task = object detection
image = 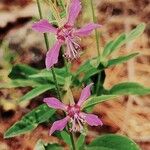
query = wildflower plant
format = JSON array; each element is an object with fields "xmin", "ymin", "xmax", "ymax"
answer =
[{"xmin": 2, "ymin": 0, "xmax": 150, "ymax": 150}]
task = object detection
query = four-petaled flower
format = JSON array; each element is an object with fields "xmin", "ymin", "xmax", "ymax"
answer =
[
  {"xmin": 32, "ymin": 0, "xmax": 101, "ymax": 69},
  {"xmin": 43, "ymin": 83, "xmax": 103, "ymax": 135}
]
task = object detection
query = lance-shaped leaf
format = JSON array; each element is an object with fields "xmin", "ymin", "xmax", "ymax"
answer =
[
  {"xmin": 126, "ymin": 23, "xmax": 146, "ymax": 42},
  {"xmin": 107, "ymin": 52, "xmax": 139, "ymax": 67},
  {"xmin": 107, "ymin": 82, "xmax": 150, "ymax": 95},
  {"xmin": 76, "ymin": 134, "xmax": 85, "ymax": 150},
  {"xmin": 76, "ymin": 60, "xmax": 97, "ymax": 74},
  {"xmin": 102, "ymin": 34, "xmax": 126, "ymax": 58},
  {"xmin": 8, "ymin": 64, "xmax": 39, "ymax": 79},
  {"xmin": 45, "ymin": 143, "xmax": 63, "ymax": 150},
  {"xmin": 0, "ymin": 79, "xmax": 39, "ymax": 89},
  {"xmin": 29, "ymin": 71, "xmax": 65, "ymax": 85},
  {"xmin": 87, "ymin": 134, "xmax": 140, "ymax": 150},
  {"xmin": 19, "ymin": 84, "xmax": 55, "ymax": 102},
  {"xmin": 4, "ymin": 104, "xmax": 55, "ymax": 138},
  {"xmin": 29, "ymin": 67, "xmax": 69, "ymax": 85},
  {"xmin": 102, "ymin": 23, "xmax": 146, "ymax": 58},
  {"xmin": 76, "ymin": 59, "xmax": 105, "ymax": 82},
  {"xmin": 60, "ymin": 131, "xmax": 72, "ymax": 145},
  {"xmin": 82, "ymin": 95, "xmax": 117, "ymax": 109}
]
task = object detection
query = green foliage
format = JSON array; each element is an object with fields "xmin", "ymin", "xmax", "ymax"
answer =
[
  {"xmin": 102, "ymin": 33, "xmax": 126, "ymax": 58},
  {"xmin": 107, "ymin": 53, "xmax": 139, "ymax": 67},
  {"xmin": 87, "ymin": 134, "xmax": 140, "ymax": 150},
  {"xmin": 4, "ymin": 104, "xmax": 55, "ymax": 138},
  {"xmin": 60, "ymin": 131, "xmax": 72, "ymax": 145},
  {"xmin": 34, "ymin": 140, "xmax": 63, "ymax": 150},
  {"xmin": 76, "ymin": 23, "xmax": 146, "ymax": 83},
  {"xmin": 126, "ymin": 23, "xmax": 146, "ymax": 42},
  {"xmin": 0, "ymin": 79, "xmax": 39, "ymax": 88},
  {"xmin": 83, "ymin": 95, "xmax": 117, "ymax": 109},
  {"xmin": 102, "ymin": 23, "xmax": 146, "ymax": 58},
  {"xmin": 86, "ymin": 147, "xmax": 114, "ymax": 150},
  {"xmin": 45, "ymin": 143, "xmax": 63, "ymax": 150},
  {"xmin": 76, "ymin": 134, "xmax": 85, "ymax": 150},
  {"xmin": 29, "ymin": 67, "xmax": 69, "ymax": 85},
  {"xmin": 83, "ymin": 82, "xmax": 150, "ymax": 110},
  {"xmin": 0, "ymin": 64, "xmax": 72, "ymax": 103},
  {"xmin": 76, "ymin": 59, "xmax": 104, "ymax": 83},
  {"xmin": 107, "ymin": 82, "xmax": 150, "ymax": 95},
  {"xmin": 19, "ymin": 84, "xmax": 55, "ymax": 102},
  {"xmin": 8, "ymin": 64, "xmax": 39, "ymax": 79}
]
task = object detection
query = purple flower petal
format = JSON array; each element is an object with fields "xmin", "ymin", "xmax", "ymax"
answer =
[
  {"xmin": 75, "ymin": 23, "xmax": 102, "ymax": 36},
  {"xmin": 43, "ymin": 97, "xmax": 67, "ymax": 111},
  {"xmin": 81, "ymin": 112, "xmax": 103, "ymax": 126},
  {"xmin": 49, "ymin": 116, "xmax": 70, "ymax": 135},
  {"xmin": 45, "ymin": 41, "xmax": 62, "ymax": 69},
  {"xmin": 67, "ymin": 0, "xmax": 82, "ymax": 26},
  {"xmin": 77, "ymin": 83, "xmax": 93, "ymax": 106},
  {"xmin": 32, "ymin": 19, "xmax": 57, "ymax": 33}
]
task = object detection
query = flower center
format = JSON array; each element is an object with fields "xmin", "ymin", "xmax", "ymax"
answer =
[
  {"xmin": 56, "ymin": 24, "xmax": 81, "ymax": 60},
  {"xmin": 57, "ymin": 24, "xmax": 73, "ymax": 42},
  {"xmin": 67, "ymin": 105, "xmax": 80, "ymax": 117},
  {"xmin": 67, "ymin": 105, "xmax": 86, "ymax": 133}
]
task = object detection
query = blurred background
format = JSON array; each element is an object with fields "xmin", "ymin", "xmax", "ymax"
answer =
[{"xmin": 0, "ymin": 0, "xmax": 150, "ymax": 149}]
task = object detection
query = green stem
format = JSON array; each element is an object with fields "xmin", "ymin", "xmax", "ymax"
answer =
[
  {"xmin": 90, "ymin": 0, "xmax": 101, "ymax": 95},
  {"xmin": 90, "ymin": 0, "xmax": 100, "ymax": 56},
  {"xmin": 36, "ymin": 1, "xmax": 76, "ymax": 149},
  {"xmin": 37, "ymin": 0, "xmax": 61, "ymax": 99},
  {"xmin": 69, "ymin": 132, "xmax": 76, "ymax": 150},
  {"xmin": 96, "ymin": 71, "xmax": 101, "ymax": 94}
]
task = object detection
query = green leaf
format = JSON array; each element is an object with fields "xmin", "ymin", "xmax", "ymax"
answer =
[
  {"xmin": 29, "ymin": 68, "xmax": 68, "ymax": 85},
  {"xmin": 87, "ymin": 134, "xmax": 140, "ymax": 150},
  {"xmin": 76, "ymin": 134, "xmax": 85, "ymax": 150},
  {"xmin": 60, "ymin": 131, "xmax": 72, "ymax": 145},
  {"xmin": 102, "ymin": 23, "xmax": 146, "ymax": 58},
  {"xmin": 107, "ymin": 53, "xmax": 139, "ymax": 67},
  {"xmin": 102, "ymin": 34, "xmax": 126, "ymax": 57},
  {"xmin": 86, "ymin": 146, "xmax": 114, "ymax": 150},
  {"xmin": 81, "ymin": 68, "xmax": 100, "ymax": 82},
  {"xmin": 0, "ymin": 79, "xmax": 38, "ymax": 88},
  {"xmin": 90, "ymin": 70, "xmax": 106, "ymax": 96},
  {"xmin": 77, "ymin": 61, "xmax": 105, "ymax": 82},
  {"xmin": 19, "ymin": 84, "xmax": 55, "ymax": 102},
  {"xmin": 102, "ymin": 41, "xmax": 114, "ymax": 58},
  {"xmin": 83, "ymin": 95, "xmax": 117, "ymax": 109},
  {"xmin": 126, "ymin": 23, "xmax": 146, "ymax": 42},
  {"xmin": 4, "ymin": 104, "xmax": 55, "ymax": 138},
  {"xmin": 8, "ymin": 64, "xmax": 39, "ymax": 79},
  {"xmin": 45, "ymin": 143, "xmax": 63, "ymax": 150},
  {"xmin": 76, "ymin": 60, "xmax": 97, "ymax": 74},
  {"xmin": 108, "ymin": 82, "xmax": 150, "ymax": 95}
]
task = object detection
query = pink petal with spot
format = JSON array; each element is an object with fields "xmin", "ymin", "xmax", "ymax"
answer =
[
  {"xmin": 67, "ymin": 0, "xmax": 82, "ymax": 26},
  {"xmin": 75, "ymin": 23, "xmax": 102, "ymax": 36},
  {"xmin": 32, "ymin": 19, "xmax": 57, "ymax": 33},
  {"xmin": 81, "ymin": 112, "xmax": 103, "ymax": 126},
  {"xmin": 77, "ymin": 83, "xmax": 93, "ymax": 106},
  {"xmin": 49, "ymin": 116, "xmax": 70, "ymax": 135},
  {"xmin": 43, "ymin": 97, "xmax": 67, "ymax": 111},
  {"xmin": 45, "ymin": 41, "xmax": 62, "ymax": 69}
]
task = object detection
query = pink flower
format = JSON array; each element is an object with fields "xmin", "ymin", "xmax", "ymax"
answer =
[
  {"xmin": 43, "ymin": 83, "xmax": 103, "ymax": 135},
  {"xmin": 32, "ymin": 0, "xmax": 102, "ymax": 69}
]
